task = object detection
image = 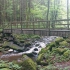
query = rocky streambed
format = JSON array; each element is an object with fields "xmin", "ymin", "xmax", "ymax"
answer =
[
  {"xmin": 0, "ymin": 35, "xmax": 58, "ymax": 61},
  {"xmin": 1, "ymin": 33, "xmax": 70, "ymax": 70}
]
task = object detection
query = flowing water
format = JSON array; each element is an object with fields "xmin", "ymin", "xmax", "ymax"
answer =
[{"xmin": 0, "ymin": 36, "xmax": 58, "ymax": 61}]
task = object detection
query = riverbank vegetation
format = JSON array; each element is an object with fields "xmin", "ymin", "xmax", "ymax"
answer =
[
  {"xmin": 37, "ymin": 37, "xmax": 70, "ymax": 70},
  {"xmin": 0, "ymin": 32, "xmax": 70, "ymax": 70}
]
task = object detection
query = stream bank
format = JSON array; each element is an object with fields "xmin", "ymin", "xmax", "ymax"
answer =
[{"xmin": 0, "ymin": 32, "xmax": 58, "ymax": 61}]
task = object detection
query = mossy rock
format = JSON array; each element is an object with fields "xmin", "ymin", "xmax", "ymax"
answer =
[
  {"xmin": 13, "ymin": 39, "xmax": 19, "ymax": 44},
  {"xmin": 25, "ymin": 42, "xmax": 31, "ymax": 47},
  {"xmin": 52, "ymin": 48, "xmax": 68, "ymax": 55},
  {"xmin": 2, "ymin": 41, "xmax": 9, "ymax": 47},
  {"xmin": 9, "ymin": 45, "xmax": 23, "ymax": 52},
  {"xmin": 55, "ymin": 37, "xmax": 64, "ymax": 45},
  {"xmin": 59, "ymin": 41, "xmax": 69, "ymax": 47},
  {"xmin": 63, "ymin": 50, "xmax": 70, "ymax": 57},
  {"xmin": 19, "ymin": 55, "xmax": 37, "ymax": 70},
  {"xmin": 20, "ymin": 40, "xmax": 25, "ymax": 43}
]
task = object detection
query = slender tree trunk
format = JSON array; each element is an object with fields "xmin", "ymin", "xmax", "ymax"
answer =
[
  {"xmin": 47, "ymin": 0, "xmax": 50, "ymax": 21},
  {"xmin": 67, "ymin": 0, "xmax": 69, "ymax": 29},
  {"xmin": 46, "ymin": 0, "xmax": 50, "ymax": 29}
]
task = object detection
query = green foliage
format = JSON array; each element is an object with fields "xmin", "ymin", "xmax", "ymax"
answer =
[
  {"xmin": 38, "ymin": 37, "xmax": 70, "ymax": 64},
  {"xmin": 45, "ymin": 64, "xmax": 57, "ymax": 70},
  {"xmin": 52, "ymin": 48, "xmax": 66, "ymax": 55},
  {"xmin": 36, "ymin": 53, "xmax": 44, "ymax": 64},
  {"xmin": 59, "ymin": 41, "xmax": 69, "ymax": 47},
  {"xmin": 39, "ymin": 48, "xmax": 47, "ymax": 54},
  {"xmin": 63, "ymin": 50, "xmax": 70, "ymax": 57},
  {"xmin": 55, "ymin": 37, "xmax": 64, "ymax": 45},
  {"xmin": 37, "ymin": 64, "xmax": 57, "ymax": 70},
  {"xmin": 31, "ymin": 3, "xmax": 47, "ymax": 19},
  {"xmin": 13, "ymin": 34, "xmax": 29, "ymax": 40},
  {"xmin": 13, "ymin": 34, "xmax": 40, "ymax": 40},
  {"xmin": 31, "ymin": 35, "xmax": 40, "ymax": 39},
  {"xmin": 8, "ymin": 62, "xmax": 21, "ymax": 70},
  {"xmin": 48, "ymin": 42, "xmax": 56, "ymax": 51},
  {"xmin": 0, "ymin": 63, "xmax": 8, "ymax": 68},
  {"xmin": 0, "ymin": 60, "xmax": 21, "ymax": 70},
  {"xmin": 66, "ymin": 39, "xmax": 70, "ymax": 43},
  {"xmin": 37, "ymin": 53, "xmax": 48, "ymax": 66}
]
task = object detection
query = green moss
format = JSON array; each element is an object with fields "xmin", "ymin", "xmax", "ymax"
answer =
[
  {"xmin": 20, "ymin": 55, "xmax": 36, "ymax": 70},
  {"xmin": 55, "ymin": 37, "xmax": 64, "ymax": 45},
  {"xmin": 63, "ymin": 50, "xmax": 70, "ymax": 57},
  {"xmin": 9, "ymin": 45, "xmax": 23, "ymax": 52},
  {"xmin": 53, "ymin": 48, "xmax": 66, "ymax": 55},
  {"xmin": 2, "ymin": 41, "xmax": 9, "ymax": 47},
  {"xmin": 59, "ymin": 41, "xmax": 69, "ymax": 47}
]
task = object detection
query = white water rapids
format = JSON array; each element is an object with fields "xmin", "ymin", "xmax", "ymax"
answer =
[{"xmin": 0, "ymin": 36, "xmax": 58, "ymax": 59}]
